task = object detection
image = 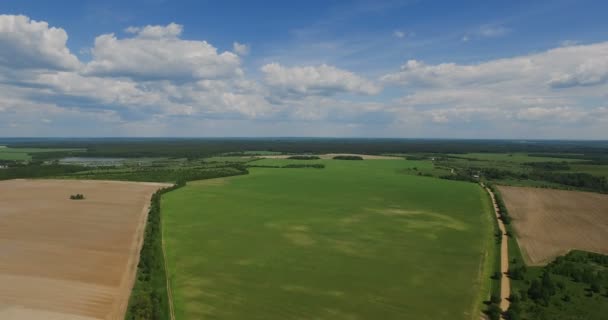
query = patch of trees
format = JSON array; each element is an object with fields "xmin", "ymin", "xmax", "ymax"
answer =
[
  {"xmin": 531, "ymin": 172, "xmax": 607, "ymax": 192},
  {"xmin": 126, "ymin": 167, "xmax": 249, "ymax": 319},
  {"xmin": 506, "ymin": 251, "xmax": 608, "ymax": 320},
  {"xmin": 247, "ymin": 164, "xmax": 325, "ymax": 169},
  {"xmin": 524, "ymin": 161, "xmax": 571, "ymax": 171},
  {"xmin": 333, "ymin": 155, "xmax": 363, "ymax": 160},
  {"xmin": 484, "ymin": 295, "xmax": 503, "ymax": 320},
  {"xmin": 287, "ymin": 155, "xmax": 320, "ymax": 160},
  {"xmin": 69, "ymin": 165, "xmax": 247, "ymax": 183},
  {"xmin": 282, "ymin": 164, "xmax": 325, "ymax": 169},
  {"xmin": 0, "ymin": 163, "xmax": 88, "ymax": 181},
  {"xmin": 440, "ymin": 173, "xmax": 476, "ymax": 182},
  {"xmin": 489, "ymin": 185, "xmax": 512, "ymax": 225},
  {"xmin": 69, "ymin": 194, "xmax": 85, "ymax": 200}
]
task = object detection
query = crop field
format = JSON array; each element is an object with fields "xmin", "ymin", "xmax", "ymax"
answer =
[
  {"xmin": 448, "ymin": 153, "xmax": 584, "ymax": 163},
  {"xmin": 0, "ymin": 146, "xmax": 85, "ymax": 160},
  {"xmin": 0, "ymin": 179, "xmax": 169, "ymax": 319},
  {"xmin": 162, "ymin": 159, "xmax": 495, "ymax": 319},
  {"xmin": 497, "ymin": 186, "xmax": 608, "ymax": 265}
]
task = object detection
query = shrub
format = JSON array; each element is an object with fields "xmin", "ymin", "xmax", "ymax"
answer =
[
  {"xmin": 333, "ymin": 155, "xmax": 363, "ymax": 160},
  {"xmin": 287, "ymin": 155, "xmax": 321, "ymax": 160},
  {"xmin": 70, "ymin": 194, "xmax": 85, "ymax": 200}
]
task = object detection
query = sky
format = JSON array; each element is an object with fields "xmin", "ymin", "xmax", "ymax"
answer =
[{"xmin": 0, "ymin": 0, "xmax": 607, "ymax": 139}]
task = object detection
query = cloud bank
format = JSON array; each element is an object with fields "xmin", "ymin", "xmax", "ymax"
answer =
[{"xmin": 0, "ymin": 15, "xmax": 607, "ymax": 138}]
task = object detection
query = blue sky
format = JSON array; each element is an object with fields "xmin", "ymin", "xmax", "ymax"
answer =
[{"xmin": 0, "ymin": 0, "xmax": 607, "ymax": 138}]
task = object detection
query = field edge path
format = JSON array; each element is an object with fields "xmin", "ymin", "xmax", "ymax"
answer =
[
  {"xmin": 483, "ymin": 183, "xmax": 511, "ymax": 316},
  {"xmin": 161, "ymin": 202, "xmax": 176, "ymax": 320}
]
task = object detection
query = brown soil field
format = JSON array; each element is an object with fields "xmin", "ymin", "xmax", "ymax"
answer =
[
  {"xmin": 258, "ymin": 153, "xmax": 399, "ymax": 159},
  {"xmin": 0, "ymin": 179, "xmax": 170, "ymax": 320},
  {"xmin": 497, "ymin": 186, "xmax": 608, "ymax": 266}
]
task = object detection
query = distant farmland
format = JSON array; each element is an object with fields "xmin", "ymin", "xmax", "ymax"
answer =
[
  {"xmin": 498, "ymin": 185, "xmax": 608, "ymax": 265},
  {"xmin": 0, "ymin": 179, "xmax": 168, "ymax": 319},
  {"xmin": 0, "ymin": 146, "xmax": 85, "ymax": 160},
  {"xmin": 162, "ymin": 159, "xmax": 495, "ymax": 319}
]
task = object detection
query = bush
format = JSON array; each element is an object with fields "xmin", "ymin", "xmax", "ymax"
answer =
[
  {"xmin": 70, "ymin": 194, "xmax": 85, "ymax": 200},
  {"xmin": 485, "ymin": 304, "xmax": 502, "ymax": 320},
  {"xmin": 333, "ymin": 155, "xmax": 363, "ymax": 160},
  {"xmin": 287, "ymin": 155, "xmax": 320, "ymax": 160}
]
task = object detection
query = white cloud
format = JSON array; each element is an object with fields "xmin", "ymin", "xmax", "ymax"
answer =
[
  {"xmin": 382, "ymin": 42, "xmax": 608, "ymax": 133},
  {"xmin": 0, "ymin": 15, "xmax": 80, "ymax": 70},
  {"xmin": 382, "ymin": 41, "xmax": 608, "ymax": 90},
  {"xmin": 478, "ymin": 25, "xmax": 509, "ymax": 37},
  {"xmin": 233, "ymin": 42, "xmax": 250, "ymax": 56},
  {"xmin": 1, "ymin": 14, "xmax": 607, "ymax": 138},
  {"xmin": 261, "ymin": 63, "xmax": 381, "ymax": 97},
  {"xmin": 393, "ymin": 30, "xmax": 406, "ymax": 38},
  {"xmin": 84, "ymin": 23, "xmax": 242, "ymax": 81},
  {"xmin": 559, "ymin": 40, "xmax": 579, "ymax": 47},
  {"xmin": 462, "ymin": 25, "xmax": 510, "ymax": 42},
  {"xmin": 124, "ymin": 22, "xmax": 183, "ymax": 39},
  {"xmin": 548, "ymin": 57, "xmax": 608, "ymax": 88}
]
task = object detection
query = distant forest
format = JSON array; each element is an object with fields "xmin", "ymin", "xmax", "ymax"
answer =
[{"xmin": 3, "ymin": 138, "xmax": 608, "ymax": 159}]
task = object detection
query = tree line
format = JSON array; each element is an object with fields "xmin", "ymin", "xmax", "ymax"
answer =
[{"xmin": 126, "ymin": 168, "xmax": 249, "ymax": 319}]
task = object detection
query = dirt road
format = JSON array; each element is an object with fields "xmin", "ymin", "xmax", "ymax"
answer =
[{"xmin": 483, "ymin": 184, "xmax": 510, "ymax": 315}]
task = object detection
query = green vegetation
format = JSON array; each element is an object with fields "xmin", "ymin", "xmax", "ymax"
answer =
[
  {"xmin": 2, "ymin": 138, "xmax": 607, "ymax": 319},
  {"xmin": 333, "ymin": 155, "xmax": 363, "ymax": 160},
  {"xmin": 69, "ymin": 194, "xmax": 85, "ymax": 200},
  {"xmin": 0, "ymin": 146, "xmax": 84, "ymax": 160},
  {"xmin": 63, "ymin": 166, "xmax": 247, "ymax": 183},
  {"xmin": 287, "ymin": 155, "xmax": 321, "ymax": 160},
  {"xmin": 449, "ymin": 153, "xmax": 584, "ymax": 163},
  {"xmin": 126, "ymin": 184, "xmax": 178, "ymax": 320},
  {"xmin": 0, "ymin": 163, "xmax": 88, "ymax": 180},
  {"xmin": 507, "ymin": 251, "xmax": 608, "ymax": 320},
  {"xmin": 162, "ymin": 159, "xmax": 495, "ymax": 319},
  {"xmin": 126, "ymin": 168, "xmax": 250, "ymax": 320}
]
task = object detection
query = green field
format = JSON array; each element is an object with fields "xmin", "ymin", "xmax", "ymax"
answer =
[
  {"xmin": 0, "ymin": 146, "xmax": 84, "ymax": 160},
  {"xmin": 449, "ymin": 153, "xmax": 584, "ymax": 163},
  {"xmin": 162, "ymin": 159, "xmax": 495, "ymax": 319}
]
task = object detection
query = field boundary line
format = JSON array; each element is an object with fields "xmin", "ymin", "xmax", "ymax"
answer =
[
  {"xmin": 482, "ymin": 183, "xmax": 510, "ymax": 317},
  {"xmin": 161, "ymin": 201, "xmax": 176, "ymax": 320}
]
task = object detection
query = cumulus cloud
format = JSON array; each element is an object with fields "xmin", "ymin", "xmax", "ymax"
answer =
[
  {"xmin": 382, "ymin": 41, "xmax": 608, "ymax": 90},
  {"xmin": 382, "ymin": 42, "xmax": 608, "ymax": 131},
  {"xmin": 261, "ymin": 63, "xmax": 381, "ymax": 97},
  {"xmin": 232, "ymin": 42, "xmax": 250, "ymax": 56},
  {"xmin": 84, "ymin": 23, "xmax": 242, "ymax": 81},
  {"xmin": 1, "ymin": 14, "xmax": 607, "ymax": 138},
  {"xmin": 393, "ymin": 30, "xmax": 406, "ymax": 38},
  {"xmin": 548, "ymin": 58, "xmax": 608, "ymax": 88},
  {"xmin": 124, "ymin": 22, "xmax": 183, "ymax": 39},
  {"xmin": 0, "ymin": 15, "xmax": 80, "ymax": 70}
]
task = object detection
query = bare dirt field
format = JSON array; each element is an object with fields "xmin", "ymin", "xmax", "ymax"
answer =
[
  {"xmin": 497, "ymin": 186, "xmax": 608, "ymax": 266},
  {"xmin": 257, "ymin": 153, "xmax": 399, "ymax": 159},
  {"xmin": 0, "ymin": 179, "xmax": 170, "ymax": 320}
]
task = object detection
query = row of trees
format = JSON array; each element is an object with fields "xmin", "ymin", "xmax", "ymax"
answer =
[
  {"xmin": 0, "ymin": 163, "xmax": 88, "ymax": 181},
  {"xmin": 287, "ymin": 155, "xmax": 321, "ymax": 160},
  {"xmin": 333, "ymin": 155, "xmax": 363, "ymax": 160},
  {"xmin": 126, "ymin": 168, "xmax": 249, "ymax": 319}
]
